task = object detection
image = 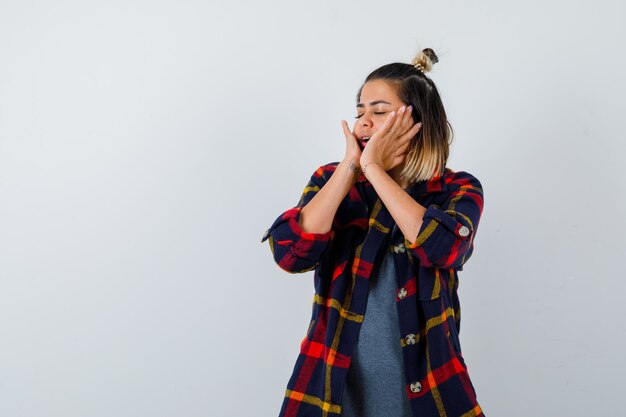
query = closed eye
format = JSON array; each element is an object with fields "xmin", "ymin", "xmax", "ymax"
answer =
[{"xmin": 355, "ymin": 112, "xmax": 387, "ymax": 119}]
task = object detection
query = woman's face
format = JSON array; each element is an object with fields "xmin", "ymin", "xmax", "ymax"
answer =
[{"xmin": 353, "ymin": 79, "xmax": 406, "ymax": 150}]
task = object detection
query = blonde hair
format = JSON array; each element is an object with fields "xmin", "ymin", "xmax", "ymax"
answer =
[
  {"xmin": 411, "ymin": 48, "xmax": 438, "ymax": 73},
  {"xmin": 360, "ymin": 48, "xmax": 452, "ymax": 183}
]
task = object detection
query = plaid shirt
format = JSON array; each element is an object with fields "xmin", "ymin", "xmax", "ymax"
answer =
[{"xmin": 261, "ymin": 162, "xmax": 485, "ymax": 417}]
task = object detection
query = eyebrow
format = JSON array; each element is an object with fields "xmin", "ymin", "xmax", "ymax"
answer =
[{"xmin": 356, "ymin": 100, "xmax": 392, "ymax": 108}]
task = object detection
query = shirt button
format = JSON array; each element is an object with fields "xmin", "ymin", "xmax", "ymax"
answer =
[
  {"xmin": 405, "ymin": 334, "xmax": 417, "ymax": 345},
  {"xmin": 458, "ymin": 226, "xmax": 470, "ymax": 237},
  {"xmin": 410, "ymin": 381, "xmax": 422, "ymax": 393},
  {"xmin": 398, "ymin": 288, "xmax": 408, "ymax": 299},
  {"xmin": 391, "ymin": 243, "xmax": 406, "ymax": 253}
]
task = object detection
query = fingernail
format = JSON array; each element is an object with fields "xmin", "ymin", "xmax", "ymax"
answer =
[
  {"xmin": 407, "ymin": 105, "xmax": 413, "ymax": 112},
  {"xmin": 390, "ymin": 111, "xmax": 396, "ymax": 117},
  {"xmin": 400, "ymin": 106, "xmax": 406, "ymax": 113}
]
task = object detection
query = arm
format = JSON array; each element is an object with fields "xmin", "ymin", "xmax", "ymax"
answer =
[
  {"xmin": 356, "ymin": 105, "xmax": 429, "ymax": 251},
  {"xmin": 361, "ymin": 162, "xmax": 427, "ymax": 245},
  {"xmin": 403, "ymin": 172, "xmax": 483, "ymax": 269},
  {"xmin": 261, "ymin": 160, "xmax": 359, "ymax": 273},
  {"xmin": 359, "ymin": 107, "xmax": 483, "ymax": 270},
  {"xmin": 298, "ymin": 158, "xmax": 360, "ymax": 234},
  {"xmin": 299, "ymin": 118, "xmax": 368, "ymax": 234},
  {"xmin": 262, "ymin": 119, "xmax": 365, "ymax": 274},
  {"xmin": 366, "ymin": 164, "xmax": 483, "ymax": 269}
]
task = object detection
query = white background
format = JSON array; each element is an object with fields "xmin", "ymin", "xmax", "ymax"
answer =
[{"xmin": 1, "ymin": 1, "xmax": 624, "ymax": 416}]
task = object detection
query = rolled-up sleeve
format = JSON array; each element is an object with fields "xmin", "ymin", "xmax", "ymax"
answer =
[
  {"xmin": 261, "ymin": 165, "xmax": 335, "ymax": 273},
  {"xmin": 404, "ymin": 173, "xmax": 484, "ymax": 270}
]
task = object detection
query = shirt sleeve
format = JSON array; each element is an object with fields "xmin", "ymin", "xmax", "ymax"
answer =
[
  {"xmin": 404, "ymin": 172, "xmax": 484, "ymax": 270},
  {"xmin": 260, "ymin": 165, "xmax": 335, "ymax": 274}
]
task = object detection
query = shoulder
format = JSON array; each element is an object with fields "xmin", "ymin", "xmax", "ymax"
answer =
[
  {"xmin": 309, "ymin": 161, "xmax": 341, "ymax": 183},
  {"xmin": 442, "ymin": 167, "xmax": 483, "ymax": 192}
]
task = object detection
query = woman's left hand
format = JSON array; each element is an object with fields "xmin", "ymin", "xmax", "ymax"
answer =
[{"xmin": 360, "ymin": 105, "xmax": 422, "ymax": 172}]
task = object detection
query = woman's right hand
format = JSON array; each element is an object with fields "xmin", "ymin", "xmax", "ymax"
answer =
[
  {"xmin": 341, "ymin": 120, "xmax": 362, "ymax": 166},
  {"xmin": 297, "ymin": 123, "xmax": 364, "ymax": 235}
]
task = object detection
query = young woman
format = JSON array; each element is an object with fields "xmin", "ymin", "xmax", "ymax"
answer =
[{"xmin": 262, "ymin": 48, "xmax": 485, "ymax": 417}]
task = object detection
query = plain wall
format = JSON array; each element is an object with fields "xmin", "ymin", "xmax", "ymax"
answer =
[{"xmin": 1, "ymin": 0, "xmax": 624, "ymax": 416}]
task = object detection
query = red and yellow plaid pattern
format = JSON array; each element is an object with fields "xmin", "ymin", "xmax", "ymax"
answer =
[{"xmin": 262, "ymin": 162, "xmax": 485, "ymax": 417}]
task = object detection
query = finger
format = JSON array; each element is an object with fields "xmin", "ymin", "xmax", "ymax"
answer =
[
  {"xmin": 395, "ymin": 130, "xmax": 411, "ymax": 148},
  {"xmin": 404, "ymin": 121, "xmax": 422, "ymax": 139},
  {"xmin": 400, "ymin": 105, "xmax": 414, "ymax": 133},
  {"xmin": 396, "ymin": 140, "xmax": 410, "ymax": 156},
  {"xmin": 388, "ymin": 106, "xmax": 406, "ymax": 136},
  {"xmin": 392, "ymin": 133, "xmax": 411, "ymax": 154},
  {"xmin": 398, "ymin": 131, "xmax": 412, "ymax": 147},
  {"xmin": 378, "ymin": 110, "xmax": 396, "ymax": 136},
  {"xmin": 394, "ymin": 123, "xmax": 419, "ymax": 149},
  {"xmin": 341, "ymin": 120, "xmax": 354, "ymax": 139},
  {"xmin": 393, "ymin": 105, "xmax": 414, "ymax": 137},
  {"xmin": 342, "ymin": 120, "xmax": 361, "ymax": 153}
]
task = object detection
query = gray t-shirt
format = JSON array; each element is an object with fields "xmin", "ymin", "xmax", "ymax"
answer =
[{"xmin": 340, "ymin": 242, "xmax": 412, "ymax": 417}]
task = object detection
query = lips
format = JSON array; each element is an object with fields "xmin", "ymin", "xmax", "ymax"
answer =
[{"xmin": 358, "ymin": 136, "xmax": 371, "ymax": 148}]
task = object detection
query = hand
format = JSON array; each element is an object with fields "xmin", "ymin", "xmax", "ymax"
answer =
[
  {"xmin": 359, "ymin": 105, "xmax": 422, "ymax": 172},
  {"xmin": 341, "ymin": 119, "xmax": 362, "ymax": 166}
]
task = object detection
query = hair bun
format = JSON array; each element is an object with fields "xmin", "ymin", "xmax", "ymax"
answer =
[{"xmin": 411, "ymin": 48, "xmax": 439, "ymax": 73}]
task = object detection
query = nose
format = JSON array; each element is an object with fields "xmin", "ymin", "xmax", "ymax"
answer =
[{"xmin": 357, "ymin": 113, "xmax": 373, "ymax": 129}]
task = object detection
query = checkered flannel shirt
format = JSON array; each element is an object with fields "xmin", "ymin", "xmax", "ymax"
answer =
[{"xmin": 262, "ymin": 162, "xmax": 485, "ymax": 417}]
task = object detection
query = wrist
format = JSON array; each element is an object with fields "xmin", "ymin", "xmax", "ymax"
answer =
[
  {"xmin": 340, "ymin": 158, "xmax": 362, "ymax": 178},
  {"xmin": 362, "ymin": 161, "xmax": 381, "ymax": 176},
  {"xmin": 343, "ymin": 155, "xmax": 360, "ymax": 167}
]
